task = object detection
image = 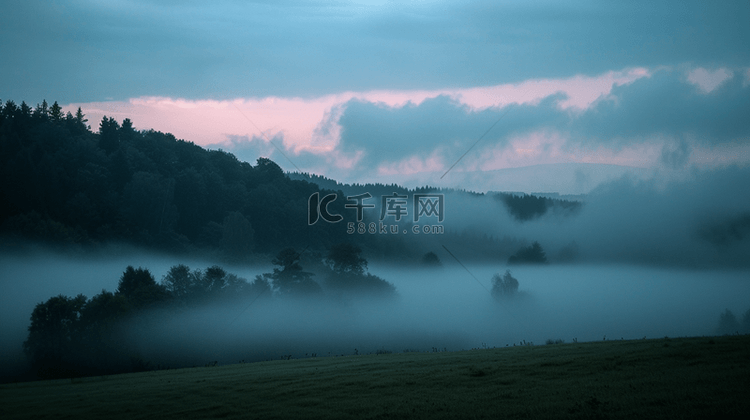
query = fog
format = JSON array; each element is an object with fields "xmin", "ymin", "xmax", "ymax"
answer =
[
  {"xmin": 2, "ymin": 167, "xmax": 749, "ymax": 380},
  {"xmin": 2, "ymin": 252, "xmax": 748, "ymax": 380},
  {"xmin": 134, "ymin": 264, "xmax": 749, "ymax": 366},
  {"xmin": 439, "ymin": 166, "xmax": 750, "ymax": 267},
  {"xmin": 0, "ymin": 248, "xmax": 235, "ymax": 380}
]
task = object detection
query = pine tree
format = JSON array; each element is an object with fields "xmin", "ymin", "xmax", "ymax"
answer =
[
  {"xmin": 98, "ymin": 116, "xmax": 120, "ymax": 153},
  {"xmin": 49, "ymin": 101, "xmax": 63, "ymax": 122},
  {"xmin": 75, "ymin": 107, "xmax": 88, "ymax": 130},
  {"xmin": 34, "ymin": 100, "xmax": 49, "ymax": 120}
]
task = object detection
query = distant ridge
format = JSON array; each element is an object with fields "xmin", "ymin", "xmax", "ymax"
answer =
[{"xmin": 293, "ymin": 162, "xmax": 650, "ymax": 196}]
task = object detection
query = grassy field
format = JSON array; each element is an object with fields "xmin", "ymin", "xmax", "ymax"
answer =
[{"xmin": 2, "ymin": 335, "xmax": 748, "ymax": 419}]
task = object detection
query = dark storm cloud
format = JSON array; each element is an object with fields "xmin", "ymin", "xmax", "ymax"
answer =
[
  {"xmin": 336, "ymin": 94, "xmax": 568, "ymax": 170},
  {"xmin": 571, "ymin": 70, "xmax": 750, "ymax": 145},
  {"xmin": 1, "ymin": 1, "xmax": 748, "ymax": 103}
]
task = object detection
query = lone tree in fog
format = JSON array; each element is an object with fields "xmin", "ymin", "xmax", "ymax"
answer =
[
  {"xmin": 421, "ymin": 251, "xmax": 442, "ymax": 267},
  {"xmin": 325, "ymin": 243, "xmax": 367, "ymax": 275},
  {"xmin": 716, "ymin": 309, "xmax": 739, "ymax": 335},
  {"xmin": 323, "ymin": 243, "xmax": 397, "ymax": 298},
  {"xmin": 266, "ymin": 248, "xmax": 322, "ymax": 296},
  {"xmin": 508, "ymin": 241, "xmax": 548, "ymax": 265},
  {"xmin": 491, "ymin": 270, "xmax": 519, "ymax": 299}
]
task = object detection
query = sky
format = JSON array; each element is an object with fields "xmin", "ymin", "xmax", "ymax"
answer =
[{"xmin": 2, "ymin": 0, "xmax": 749, "ymax": 193}]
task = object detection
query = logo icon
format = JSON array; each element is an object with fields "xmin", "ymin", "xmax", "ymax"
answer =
[{"xmin": 308, "ymin": 192, "xmax": 343, "ymax": 224}]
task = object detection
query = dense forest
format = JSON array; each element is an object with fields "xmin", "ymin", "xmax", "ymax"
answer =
[
  {"xmin": 0, "ymin": 99, "xmax": 340, "ymax": 256},
  {"xmin": 0, "ymin": 99, "xmax": 581, "ymax": 263}
]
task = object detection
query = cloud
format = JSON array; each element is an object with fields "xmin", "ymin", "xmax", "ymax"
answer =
[
  {"xmin": 335, "ymin": 67, "xmax": 750, "ymax": 178},
  {"xmin": 61, "ymin": 67, "xmax": 646, "ymax": 155},
  {"xmin": 2, "ymin": 1, "xmax": 749, "ymax": 103},
  {"xmin": 660, "ymin": 138, "xmax": 693, "ymax": 170},
  {"xmin": 687, "ymin": 68, "xmax": 733, "ymax": 93},
  {"xmin": 59, "ymin": 65, "xmax": 750, "ymax": 191},
  {"xmin": 334, "ymin": 93, "xmax": 580, "ymax": 175},
  {"xmin": 571, "ymin": 68, "xmax": 750, "ymax": 145}
]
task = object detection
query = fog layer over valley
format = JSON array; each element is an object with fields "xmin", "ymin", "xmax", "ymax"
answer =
[
  {"xmin": 3, "ymin": 167, "xmax": 750, "ymax": 381},
  {"xmin": 94, "ymin": 265, "xmax": 750, "ymax": 358},
  {"xmin": 437, "ymin": 166, "xmax": 750, "ymax": 267},
  {"xmin": 2, "ymin": 251, "xmax": 749, "ymax": 381}
]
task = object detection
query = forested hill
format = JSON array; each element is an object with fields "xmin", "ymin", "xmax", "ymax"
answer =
[
  {"xmin": 288, "ymin": 172, "xmax": 475, "ymax": 198},
  {"xmin": 0, "ymin": 99, "xmax": 577, "ymax": 262},
  {"xmin": 0, "ymin": 99, "xmax": 364, "ymax": 257}
]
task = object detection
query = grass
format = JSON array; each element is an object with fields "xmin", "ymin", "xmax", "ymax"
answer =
[{"xmin": 1, "ymin": 335, "xmax": 749, "ymax": 419}]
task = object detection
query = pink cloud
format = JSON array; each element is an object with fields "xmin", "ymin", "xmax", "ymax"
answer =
[
  {"xmin": 686, "ymin": 67, "xmax": 732, "ymax": 93},
  {"xmin": 61, "ymin": 66, "xmax": 664, "ymax": 185},
  {"xmin": 65, "ymin": 67, "xmax": 650, "ymax": 153}
]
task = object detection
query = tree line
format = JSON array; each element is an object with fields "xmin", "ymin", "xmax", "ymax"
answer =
[
  {"xmin": 23, "ymin": 243, "xmax": 395, "ymax": 380},
  {"xmin": 290, "ymin": 172, "xmax": 583, "ymax": 222}
]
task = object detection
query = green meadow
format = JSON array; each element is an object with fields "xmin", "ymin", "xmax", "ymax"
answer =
[{"xmin": 2, "ymin": 335, "xmax": 748, "ymax": 419}]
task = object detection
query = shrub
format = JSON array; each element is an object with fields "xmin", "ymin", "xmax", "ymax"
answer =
[
  {"xmin": 421, "ymin": 251, "xmax": 442, "ymax": 267},
  {"xmin": 508, "ymin": 241, "xmax": 548, "ymax": 265},
  {"xmin": 491, "ymin": 270, "xmax": 519, "ymax": 299}
]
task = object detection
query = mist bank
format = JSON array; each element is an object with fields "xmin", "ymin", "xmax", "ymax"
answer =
[
  {"xmin": 2, "ymin": 253, "xmax": 748, "ymax": 382},
  {"xmin": 424, "ymin": 165, "xmax": 750, "ymax": 268},
  {"xmin": 138, "ymin": 264, "xmax": 750, "ymax": 367}
]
